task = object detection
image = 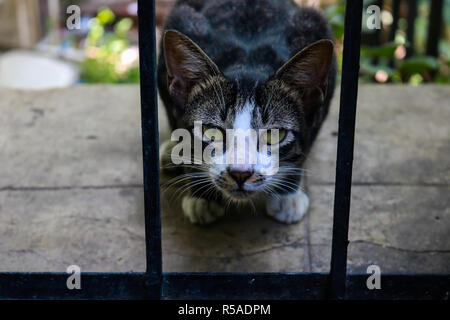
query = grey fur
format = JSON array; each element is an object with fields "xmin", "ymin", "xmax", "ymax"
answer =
[{"xmin": 158, "ymin": 0, "xmax": 336, "ymax": 224}]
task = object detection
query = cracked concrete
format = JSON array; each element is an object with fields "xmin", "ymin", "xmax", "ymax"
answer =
[{"xmin": 0, "ymin": 84, "xmax": 448, "ymax": 274}]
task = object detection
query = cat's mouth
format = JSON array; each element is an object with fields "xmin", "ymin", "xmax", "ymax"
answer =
[{"xmin": 214, "ymin": 175, "xmax": 264, "ymax": 199}]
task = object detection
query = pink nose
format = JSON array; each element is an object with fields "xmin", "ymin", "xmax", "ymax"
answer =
[{"xmin": 228, "ymin": 169, "xmax": 253, "ymax": 186}]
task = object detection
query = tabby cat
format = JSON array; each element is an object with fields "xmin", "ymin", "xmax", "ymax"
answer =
[{"xmin": 158, "ymin": 0, "xmax": 336, "ymax": 225}]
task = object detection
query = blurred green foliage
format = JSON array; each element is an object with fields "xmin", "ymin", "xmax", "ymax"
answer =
[
  {"xmin": 80, "ymin": 7, "xmax": 139, "ymax": 83},
  {"xmin": 82, "ymin": 2, "xmax": 449, "ymax": 85},
  {"xmin": 324, "ymin": 0, "xmax": 450, "ymax": 84}
]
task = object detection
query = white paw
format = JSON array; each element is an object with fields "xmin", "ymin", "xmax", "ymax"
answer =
[
  {"xmin": 266, "ymin": 190, "xmax": 309, "ymax": 224},
  {"xmin": 181, "ymin": 196, "xmax": 225, "ymax": 225}
]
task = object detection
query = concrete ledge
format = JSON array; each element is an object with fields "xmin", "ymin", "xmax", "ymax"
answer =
[{"xmin": 0, "ymin": 84, "xmax": 448, "ymax": 273}]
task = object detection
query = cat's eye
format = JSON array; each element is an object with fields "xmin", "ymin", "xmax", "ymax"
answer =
[
  {"xmin": 203, "ymin": 126, "xmax": 224, "ymax": 142},
  {"xmin": 262, "ymin": 129, "xmax": 287, "ymax": 145}
]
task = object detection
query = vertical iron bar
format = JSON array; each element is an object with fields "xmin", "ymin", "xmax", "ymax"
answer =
[
  {"xmin": 371, "ymin": 0, "xmax": 384, "ymax": 66},
  {"xmin": 389, "ymin": 0, "xmax": 401, "ymax": 42},
  {"xmin": 137, "ymin": 0, "xmax": 162, "ymax": 299},
  {"xmin": 388, "ymin": 0, "xmax": 401, "ymax": 68},
  {"xmin": 426, "ymin": 0, "xmax": 443, "ymax": 58},
  {"xmin": 406, "ymin": 0, "xmax": 418, "ymax": 58},
  {"xmin": 328, "ymin": 0, "xmax": 363, "ymax": 300},
  {"xmin": 362, "ymin": 0, "xmax": 383, "ymax": 47}
]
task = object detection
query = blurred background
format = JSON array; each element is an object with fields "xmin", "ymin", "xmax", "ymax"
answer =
[{"xmin": 0, "ymin": 0, "xmax": 448, "ymax": 89}]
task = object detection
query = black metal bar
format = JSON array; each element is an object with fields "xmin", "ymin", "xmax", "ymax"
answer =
[
  {"xmin": 162, "ymin": 273, "xmax": 328, "ymax": 300},
  {"xmin": 2, "ymin": 272, "xmax": 448, "ymax": 300},
  {"xmin": 388, "ymin": 0, "xmax": 401, "ymax": 68},
  {"xmin": 345, "ymin": 274, "xmax": 450, "ymax": 300},
  {"xmin": 137, "ymin": 0, "xmax": 162, "ymax": 299},
  {"xmin": 426, "ymin": 0, "xmax": 443, "ymax": 57},
  {"xmin": 375, "ymin": 0, "xmax": 384, "ymax": 47},
  {"xmin": 328, "ymin": 0, "xmax": 363, "ymax": 300},
  {"xmin": 362, "ymin": 0, "xmax": 383, "ymax": 47},
  {"xmin": 164, "ymin": 273, "xmax": 450, "ymax": 300},
  {"xmin": 406, "ymin": 0, "xmax": 418, "ymax": 58},
  {"xmin": 369, "ymin": 0, "xmax": 384, "ymax": 65},
  {"xmin": 389, "ymin": 0, "xmax": 401, "ymax": 42},
  {"xmin": 0, "ymin": 273, "xmax": 148, "ymax": 299}
]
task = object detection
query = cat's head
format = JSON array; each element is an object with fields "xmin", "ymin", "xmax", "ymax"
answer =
[{"xmin": 163, "ymin": 30, "xmax": 334, "ymax": 200}]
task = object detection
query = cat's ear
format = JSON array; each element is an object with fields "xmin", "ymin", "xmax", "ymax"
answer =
[
  {"xmin": 163, "ymin": 30, "xmax": 221, "ymax": 105},
  {"xmin": 274, "ymin": 39, "xmax": 334, "ymax": 102}
]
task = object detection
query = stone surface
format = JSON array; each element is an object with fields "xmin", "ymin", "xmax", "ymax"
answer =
[
  {"xmin": 0, "ymin": 85, "xmax": 143, "ymax": 189},
  {"xmin": 0, "ymin": 187, "xmax": 145, "ymax": 272},
  {"xmin": 307, "ymin": 85, "xmax": 450, "ymax": 185},
  {"xmin": 0, "ymin": 84, "xmax": 448, "ymax": 274}
]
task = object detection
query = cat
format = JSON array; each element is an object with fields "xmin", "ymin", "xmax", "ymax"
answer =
[{"xmin": 157, "ymin": 0, "xmax": 336, "ymax": 225}]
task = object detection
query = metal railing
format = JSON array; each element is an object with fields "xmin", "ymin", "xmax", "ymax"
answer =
[{"xmin": 0, "ymin": 0, "xmax": 448, "ymax": 300}]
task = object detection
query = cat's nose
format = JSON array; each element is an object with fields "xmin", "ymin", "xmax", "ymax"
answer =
[{"xmin": 228, "ymin": 169, "xmax": 253, "ymax": 186}]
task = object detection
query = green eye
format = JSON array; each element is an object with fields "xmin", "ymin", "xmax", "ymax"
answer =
[
  {"xmin": 263, "ymin": 129, "xmax": 287, "ymax": 145},
  {"xmin": 203, "ymin": 126, "xmax": 224, "ymax": 142}
]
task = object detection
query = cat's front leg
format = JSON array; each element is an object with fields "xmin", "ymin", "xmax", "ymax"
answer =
[
  {"xmin": 266, "ymin": 189, "xmax": 309, "ymax": 224},
  {"xmin": 181, "ymin": 196, "xmax": 225, "ymax": 225}
]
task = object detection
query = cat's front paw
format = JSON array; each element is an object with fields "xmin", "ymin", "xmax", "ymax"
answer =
[
  {"xmin": 266, "ymin": 190, "xmax": 309, "ymax": 224},
  {"xmin": 181, "ymin": 196, "xmax": 225, "ymax": 225}
]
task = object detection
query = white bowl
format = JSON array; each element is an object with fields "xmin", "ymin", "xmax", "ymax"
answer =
[{"xmin": 0, "ymin": 50, "xmax": 79, "ymax": 89}]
